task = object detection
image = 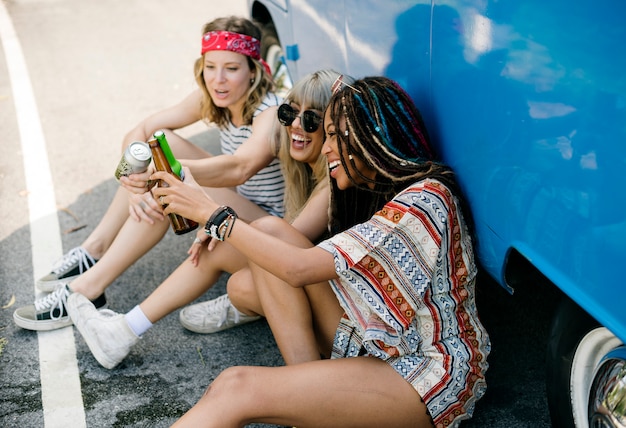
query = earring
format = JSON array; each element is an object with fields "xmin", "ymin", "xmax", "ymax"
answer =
[{"xmin": 250, "ymin": 78, "xmax": 255, "ymax": 84}]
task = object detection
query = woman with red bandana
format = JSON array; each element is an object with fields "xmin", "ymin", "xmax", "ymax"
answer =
[{"xmin": 14, "ymin": 16, "xmax": 285, "ymax": 331}]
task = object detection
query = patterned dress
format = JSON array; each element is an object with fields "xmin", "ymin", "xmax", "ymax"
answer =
[{"xmin": 318, "ymin": 179, "xmax": 490, "ymax": 427}]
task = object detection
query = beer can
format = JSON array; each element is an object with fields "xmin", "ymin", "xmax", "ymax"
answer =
[{"xmin": 114, "ymin": 141, "xmax": 152, "ymax": 180}]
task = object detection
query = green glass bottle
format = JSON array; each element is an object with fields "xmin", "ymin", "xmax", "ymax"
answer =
[
  {"xmin": 154, "ymin": 130, "xmax": 183, "ymax": 178},
  {"xmin": 149, "ymin": 130, "xmax": 198, "ymax": 235}
]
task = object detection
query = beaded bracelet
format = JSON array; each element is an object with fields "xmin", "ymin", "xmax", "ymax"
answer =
[{"xmin": 204, "ymin": 206, "xmax": 238, "ymax": 241}]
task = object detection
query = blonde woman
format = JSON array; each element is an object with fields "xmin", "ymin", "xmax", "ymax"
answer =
[
  {"xmin": 66, "ymin": 70, "xmax": 351, "ymax": 370},
  {"xmin": 14, "ymin": 16, "xmax": 283, "ymax": 331}
]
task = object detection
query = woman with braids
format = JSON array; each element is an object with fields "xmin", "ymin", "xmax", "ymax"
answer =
[{"xmin": 73, "ymin": 76, "xmax": 491, "ymax": 427}]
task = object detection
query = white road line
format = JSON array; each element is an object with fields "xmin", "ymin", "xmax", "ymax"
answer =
[{"xmin": 0, "ymin": 2, "xmax": 86, "ymax": 427}]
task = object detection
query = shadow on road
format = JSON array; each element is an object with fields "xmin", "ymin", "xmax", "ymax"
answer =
[{"xmin": 1, "ymin": 129, "xmax": 558, "ymax": 426}]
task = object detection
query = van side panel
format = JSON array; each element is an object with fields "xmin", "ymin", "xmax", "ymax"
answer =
[{"xmin": 250, "ymin": 0, "xmax": 626, "ymax": 342}]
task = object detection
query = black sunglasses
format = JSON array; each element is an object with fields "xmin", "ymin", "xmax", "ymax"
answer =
[{"xmin": 277, "ymin": 104, "xmax": 322, "ymax": 133}]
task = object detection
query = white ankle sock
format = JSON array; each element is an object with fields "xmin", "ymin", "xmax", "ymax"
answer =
[{"xmin": 125, "ymin": 306, "xmax": 153, "ymax": 337}]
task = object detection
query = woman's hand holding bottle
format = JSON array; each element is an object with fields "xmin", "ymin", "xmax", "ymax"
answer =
[{"xmin": 151, "ymin": 167, "xmax": 217, "ymax": 227}]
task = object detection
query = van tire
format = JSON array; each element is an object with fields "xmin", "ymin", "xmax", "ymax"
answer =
[{"xmin": 546, "ymin": 296, "xmax": 622, "ymax": 427}]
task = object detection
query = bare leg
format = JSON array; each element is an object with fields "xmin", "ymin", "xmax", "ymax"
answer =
[
  {"xmin": 130, "ymin": 187, "xmax": 271, "ymax": 323},
  {"xmin": 69, "ymin": 215, "xmax": 170, "ymax": 299},
  {"xmin": 302, "ymin": 280, "xmax": 345, "ymax": 358},
  {"xmin": 228, "ymin": 264, "xmax": 346, "ymax": 351},
  {"xmin": 227, "ymin": 268, "xmax": 263, "ymax": 316},
  {"xmin": 69, "ymin": 186, "xmax": 266, "ymax": 301},
  {"xmin": 173, "ymin": 357, "xmax": 433, "ymax": 428},
  {"xmin": 137, "ymin": 187, "xmax": 273, "ymax": 322},
  {"xmin": 139, "ymin": 242, "xmax": 247, "ymax": 323},
  {"xmin": 80, "ymin": 188, "xmax": 134, "ymax": 259},
  {"xmin": 250, "ymin": 263, "xmax": 331, "ymax": 364},
  {"xmin": 244, "ymin": 216, "xmax": 343, "ymax": 364}
]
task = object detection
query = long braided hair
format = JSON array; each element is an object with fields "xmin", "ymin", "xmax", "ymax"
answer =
[{"xmin": 327, "ymin": 76, "xmax": 470, "ymax": 235}]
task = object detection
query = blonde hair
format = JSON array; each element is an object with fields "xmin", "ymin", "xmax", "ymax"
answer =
[
  {"xmin": 273, "ymin": 70, "xmax": 354, "ymax": 222},
  {"xmin": 193, "ymin": 16, "xmax": 275, "ymax": 127}
]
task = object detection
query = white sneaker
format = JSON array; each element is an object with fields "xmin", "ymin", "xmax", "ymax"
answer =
[
  {"xmin": 67, "ymin": 293, "xmax": 138, "ymax": 369},
  {"xmin": 179, "ymin": 294, "xmax": 261, "ymax": 334}
]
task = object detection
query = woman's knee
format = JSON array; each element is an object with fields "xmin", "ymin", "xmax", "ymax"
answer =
[
  {"xmin": 227, "ymin": 271, "xmax": 258, "ymax": 313},
  {"xmin": 209, "ymin": 366, "xmax": 256, "ymax": 397},
  {"xmin": 249, "ymin": 216, "xmax": 285, "ymax": 235},
  {"xmin": 250, "ymin": 216, "xmax": 311, "ymax": 246}
]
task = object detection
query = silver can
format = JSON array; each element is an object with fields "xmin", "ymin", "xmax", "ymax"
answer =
[{"xmin": 114, "ymin": 141, "xmax": 152, "ymax": 180}]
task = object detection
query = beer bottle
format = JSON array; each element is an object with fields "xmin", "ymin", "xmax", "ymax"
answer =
[{"xmin": 149, "ymin": 130, "xmax": 199, "ymax": 235}]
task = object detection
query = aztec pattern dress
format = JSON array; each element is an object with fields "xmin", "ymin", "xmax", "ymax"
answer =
[{"xmin": 318, "ymin": 178, "xmax": 491, "ymax": 427}]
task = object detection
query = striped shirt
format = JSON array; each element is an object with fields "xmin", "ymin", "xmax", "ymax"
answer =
[
  {"xmin": 220, "ymin": 93, "xmax": 284, "ymax": 217},
  {"xmin": 319, "ymin": 179, "xmax": 490, "ymax": 427}
]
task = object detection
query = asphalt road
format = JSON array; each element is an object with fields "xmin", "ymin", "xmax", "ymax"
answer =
[{"xmin": 0, "ymin": 1, "xmax": 556, "ymax": 426}]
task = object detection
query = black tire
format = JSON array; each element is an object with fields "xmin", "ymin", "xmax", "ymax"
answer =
[
  {"xmin": 546, "ymin": 296, "xmax": 622, "ymax": 427},
  {"xmin": 261, "ymin": 23, "xmax": 293, "ymax": 98},
  {"xmin": 258, "ymin": 22, "xmax": 291, "ymax": 95},
  {"xmin": 259, "ymin": 23, "xmax": 281, "ymax": 74}
]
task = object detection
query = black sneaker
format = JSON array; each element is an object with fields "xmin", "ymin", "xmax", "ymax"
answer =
[
  {"xmin": 13, "ymin": 284, "xmax": 107, "ymax": 331},
  {"xmin": 36, "ymin": 247, "xmax": 98, "ymax": 292}
]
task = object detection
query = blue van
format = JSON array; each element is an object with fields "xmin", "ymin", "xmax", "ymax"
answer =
[{"xmin": 248, "ymin": 0, "xmax": 626, "ymax": 426}]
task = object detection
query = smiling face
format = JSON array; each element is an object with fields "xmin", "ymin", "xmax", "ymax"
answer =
[
  {"xmin": 284, "ymin": 102, "xmax": 325, "ymax": 167},
  {"xmin": 322, "ymin": 108, "xmax": 377, "ymax": 190},
  {"xmin": 202, "ymin": 50, "xmax": 255, "ymax": 123}
]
